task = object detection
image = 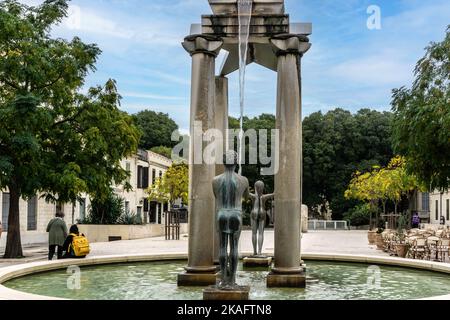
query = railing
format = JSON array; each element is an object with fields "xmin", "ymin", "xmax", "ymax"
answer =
[{"xmin": 308, "ymin": 220, "xmax": 348, "ymax": 230}]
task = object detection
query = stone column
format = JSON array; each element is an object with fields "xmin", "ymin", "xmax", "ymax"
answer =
[
  {"xmin": 213, "ymin": 76, "xmax": 229, "ymax": 264},
  {"xmin": 178, "ymin": 35, "xmax": 223, "ymax": 286},
  {"xmin": 267, "ymin": 34, "xmax": 311, "ymax": 288}
]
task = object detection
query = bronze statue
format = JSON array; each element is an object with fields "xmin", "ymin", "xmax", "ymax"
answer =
[
  {"xmin": 249, "ymin": 181, "xmax": 274, "ymax": 256},
  {"xmin": 213, "ymin": 151, "xmax": 249, "ymax": 289}
]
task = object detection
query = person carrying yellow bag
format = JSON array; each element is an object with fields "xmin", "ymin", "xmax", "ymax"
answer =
[{"xmin": 62, "ymin": 225, "xmax": 90, "ymax": 259}]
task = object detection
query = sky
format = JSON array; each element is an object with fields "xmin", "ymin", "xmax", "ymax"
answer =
[{"xmin": 18, "ymin": 0, "xmax": 450, "ymax": 132}]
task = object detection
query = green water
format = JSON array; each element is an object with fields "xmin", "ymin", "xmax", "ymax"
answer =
[{"xmin": 4, "ymin": 261, "xmax": 450, "ymax": 300}]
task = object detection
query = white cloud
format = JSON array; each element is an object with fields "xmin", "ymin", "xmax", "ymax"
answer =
[
  {"xmin": 121, "ymin": 92, "xmax": 184, "ymax": 101},
  {"xmin": 330, "ymin": 49, "xmax": 413, "ymax": 86}
]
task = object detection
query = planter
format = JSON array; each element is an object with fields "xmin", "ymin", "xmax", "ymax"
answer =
[
  {"xmin": 395, "ymin": 244, "xmax": 409, "ymax": 258},
  {"xmin": 368, "ymin": 230, "xmax": 377, "ymax": 245},
  {"xmin": 78, "ymin": 224, "xmax": 189, "ymax": 243},
  {"xmin": 375, "ymin": 233, "xmax": 384, "ymax": 250}
]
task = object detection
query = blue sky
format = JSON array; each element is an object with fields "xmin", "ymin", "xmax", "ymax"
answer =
[{"xmin": 20, "ymin": 0, "xmax": 450, "ymax": 132}]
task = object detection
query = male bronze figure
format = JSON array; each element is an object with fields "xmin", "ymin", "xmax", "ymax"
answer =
[
  {"xmin": 249, "ymin": 181, "xmax": 274, "ymax": 256},
  {"xmin": 212, "ymin": 151, "xmax": 249, "ymax": 289}
]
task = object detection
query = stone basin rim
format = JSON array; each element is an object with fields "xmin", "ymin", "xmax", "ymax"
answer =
[{"xmin": 0, "ymin": 252, "xmax": 449, "ymax": 300}]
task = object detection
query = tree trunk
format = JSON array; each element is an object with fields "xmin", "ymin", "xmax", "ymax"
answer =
[{"xmin": 4, "ymin": 186, "xmax": 23, "ymax": 258}]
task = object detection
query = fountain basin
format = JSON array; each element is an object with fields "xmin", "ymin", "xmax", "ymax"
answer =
[{"xmin": 1, "ymin": 253, "xmax": 450, "ymax": 300}]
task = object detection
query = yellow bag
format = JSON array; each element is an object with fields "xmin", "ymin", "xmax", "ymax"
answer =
[{"xmin": 69, "ymin": 233, "xmax": 90, "ymax": 257}]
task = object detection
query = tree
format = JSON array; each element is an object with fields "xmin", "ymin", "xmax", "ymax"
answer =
[
  {"xmin": 303, "ymin": 109, "xmax": 393, "ymax": 219},
  {"xmin": 133, "ymin": 110, "xmax": 178, "ymax": 150},
  {"xmin": 229, "ymin": 114, "xmax": 276, "ymax": 193},
  {"xmin": 150, "ymin": 146, "xmax": 173, "ymax": 159},
  {"xmin": 392, "ymin": 26, "xmax": 450, "ymax": 191},
  {"xmin": 82, "ymin": 189, "xmax": 125, "ymax": 225},
  {"xmin": 345, "ymin": 156, "xmax": 425, "ymax": 228},
  {"xmin": 147, "ymin": 162, "xmax": 188, "ymax": 206},
  {"xmin": 0, "ymin": 0, "xmax": 140, "ymax": 258}
]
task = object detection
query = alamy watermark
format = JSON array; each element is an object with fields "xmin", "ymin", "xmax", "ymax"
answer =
[
  {"xmin": 171, "ymin": 122, "xmax": 280, "ymax": 176},
  {"xmin": 65, "ymin": 5, "xmax": 82, "ymax": 30},
  {"xmin": 66, "ymin": 265, "xmax": 81, "ymax": 290},
  {"xmin": 366, "ymin": 265, "xmax": 381, "ymax": 289},
  {"xmin": 367, "ymin": 5, "xmax": 382, "ymax": 30}
]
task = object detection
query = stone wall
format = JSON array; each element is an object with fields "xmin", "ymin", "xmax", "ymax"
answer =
[{"xmin": 78, "ymin": 224, "xmax": 189, "ymax": 243}]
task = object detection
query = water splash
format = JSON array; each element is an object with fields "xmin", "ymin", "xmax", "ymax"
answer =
[{"xmin": 237, "ymin": 0, "xmax": 252, "ymax": 175}]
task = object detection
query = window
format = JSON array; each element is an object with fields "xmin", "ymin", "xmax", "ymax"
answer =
[
  {"xmin": 159, "ymin": 171, "xmax": 163, "ymax": 178},
  {"xmin": 137, "ymin": 166, "xmax": 149, "ymax": 189},
  {"xmin": 27, "ymin": 196, "xmax": 37, "ymax": 231},
  {"xmin": 79, "ymin": 198, "xmax": 86, "ymax": 221},
  {"xmin": 125, "ymin": 162, "xmax": 131, "ymax": 184},
  {"xmin": 2, "ymin": 193, "xmax": 10, "ymax": 231},
  {"xmin": 125, "ymin": 201, "xmax": 130, "ymax": 213},
  {"xmin": 152, "ymin": 169, "xmax": 156, "ymax": 185},
  {"xmin": 143, "ymin": 167, "xmax": 149, "ymax": 188},
  {"xmin": 421, "ymin": 193, "xmax": 430, "ymax": 211},
  {"xmin": 447, "ymin": 199, "xmax": 449, "ymax": 221},
  {"xmin": 436, "ymin": 200, "xmax": 439, "ymax": 221},
  {"xmin": 158, "ymin": 203, "xmax": 162, "ymax": 224},
  {"xmin": 137, "ymin": 166, "xmax": 143, "ymax": 188}
]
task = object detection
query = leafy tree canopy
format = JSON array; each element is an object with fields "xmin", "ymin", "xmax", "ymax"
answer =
[
  {"xmin": 132, "ymin": 109, "xmax": 179, "ymax": 150},
  {"xmin": 147, "ymin": 162, "xmax": 188, "ymax": 206},
  {"xmin": 0, "ymin": 0, "xmax": 140, "ymax": 257},
  {"xmin": 303, "ymin": 108, "xmax": 394, "ymax": 219},
  {"xmin": 391, "ymin": 26, "xmax": 450, "ymax": 191},
  {"xmin": 150, "ymin": 146, "xmax": 173, "ymax": 159}
]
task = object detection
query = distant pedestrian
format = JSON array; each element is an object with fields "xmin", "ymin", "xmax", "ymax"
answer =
[
  {"xmin": 46, "ymin": 212, "xmax": 68, "ymax": 260},
  {"xmin": 412, "ymin": 213, "xmax": 420, "ymax": 229}
]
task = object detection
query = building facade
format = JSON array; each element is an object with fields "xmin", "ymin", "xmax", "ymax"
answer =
[
  {"xmin": 429, "ymin": 190, "xmax": 450, "ymax": 226},
  {"xmin": 0, "ymin": 150, "xmax": 172, "ymax": 247}
]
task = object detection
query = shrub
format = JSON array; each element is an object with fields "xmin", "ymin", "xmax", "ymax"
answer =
[
  {"xmin": 343, "ymin": 204, "xmax": 373, "ymax": 226},
  {"xmin": 78, "ymin": 191, "xmax": 124, "ymax": 225},
  {"xmin": 117, "ymin": 210, "xmax": 143, "ymax": 225}
]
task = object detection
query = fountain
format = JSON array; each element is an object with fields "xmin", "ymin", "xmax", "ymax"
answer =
[
  {"xmin": 237, "ymin": 0, "xmax": 252, "ymax": 175},
  {"xmin": 178, "ymin": 0, "xmax": 312, "ymax": 290},
  {"xmin": 1, "ymin": 0, "xmax": 450, "ymax": 302}
]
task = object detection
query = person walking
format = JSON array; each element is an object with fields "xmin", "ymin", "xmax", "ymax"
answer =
[{"xmin": 46, "ymin": 212, "xmax": 68, "ymax": 260}]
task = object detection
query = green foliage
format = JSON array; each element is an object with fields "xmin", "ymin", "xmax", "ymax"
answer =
[
  {"xmin": 0, "ymin": 0, "xmax": 140, "ymax": 257},
  {"xmin": 229, "ymin": 110, "xmax": 393, "ymax": 221},
  {"xmin": 303, "ymin": 108, "xmax": 394, "ymax": 219},
  {"xmin": 150, "ymin": 146, "xmax": 173, "ymax": 159},
  {"xmin": 133, "ymin": 110, "xmax": 178, "ymax": 150},
  {"xmin": 116, "ymin": 210, "xmax": 143, "ymax": 225},
  {"xmin": 147, "ymin": 162, "xmax": 188, "ymax": 205},
  {"xmin": 345, "ymin": 156, "xmax": 425, "ymax": 215},
  {"xmin": 82, "ymin": 190, "xmax": 125, "ymax": 225},
  {"xmin": 391, "ymin": 26, "xmax": 450, "ymax": 191},
  {"xmin": 343, "ymin": 203, "xmax": 373, "ymax": 226},
  {"xmin": 229, "ymin": 114, "xmax": 276, "ymax": 193}
]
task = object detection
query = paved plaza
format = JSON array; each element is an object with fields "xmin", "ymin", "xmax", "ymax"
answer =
[{"xmin": 0, "ymin": 230, "xmax": 385, "ymax": 268}]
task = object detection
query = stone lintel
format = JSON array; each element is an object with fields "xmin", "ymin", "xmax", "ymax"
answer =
[
  {"xmin": 266, "ymin": 272, "xmax": 306, "ymax": 288},
  {"xmin": 203, "ymin": 285, "xmax": 250, "ymax": 301},
  {"xmin": 177, "ymin": 272, "xmax": 219, "ymax": 287}
]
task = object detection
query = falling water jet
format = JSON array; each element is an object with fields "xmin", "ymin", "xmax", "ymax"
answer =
[{"xmin": 237, "ymin": 0, "xmax": 252, "ymax": 175}]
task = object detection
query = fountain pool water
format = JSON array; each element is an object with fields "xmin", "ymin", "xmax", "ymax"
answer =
[{"xmin": 4, "ymin": 260, "xmax": 450, "ymax": 300}]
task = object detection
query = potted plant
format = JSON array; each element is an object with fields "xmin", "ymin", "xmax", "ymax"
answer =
[
  {"xmin": 375, "ymin": 220, "xmax": 385, "ymax": 250},
  {"xmin": 395, "ymin": 214, "xmax": 409, "ymax": 258}
]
